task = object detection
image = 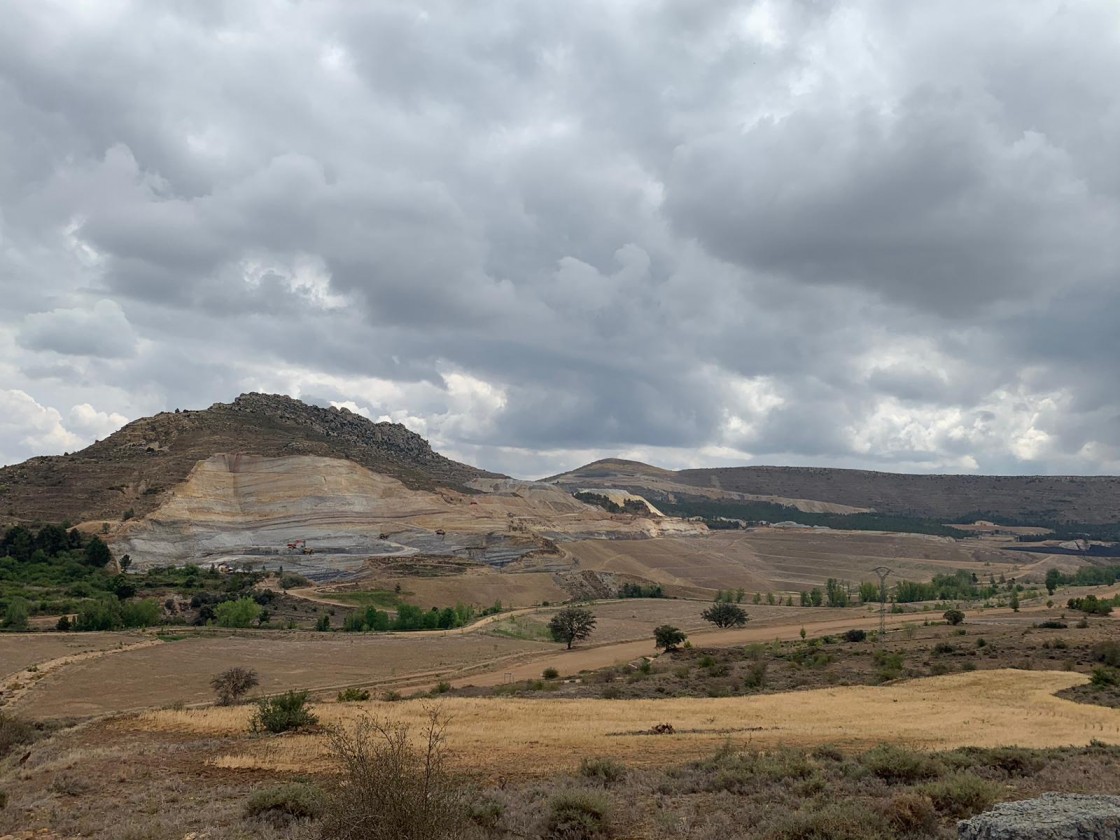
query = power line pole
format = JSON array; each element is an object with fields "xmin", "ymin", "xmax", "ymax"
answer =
[{"xmin": 872, "ymin": 566, "xmax": 892, "ymax": 640}]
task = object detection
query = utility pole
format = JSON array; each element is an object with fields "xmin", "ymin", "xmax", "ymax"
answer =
[{"xmin": 872, "ymin": 566, "xmax": 892, "ymax": 640}]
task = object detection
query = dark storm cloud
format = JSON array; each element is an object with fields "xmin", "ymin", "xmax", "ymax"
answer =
[{"xmin": 1, "ymin": 1, "xmax": 1118, "ymax": 475}]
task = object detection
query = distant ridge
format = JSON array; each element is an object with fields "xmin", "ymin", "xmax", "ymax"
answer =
[
  {"xmin": 0, "ymin": 393, "xmax": 502, "ymax": 525},
  {"xmin": 549, "ymin": 461, "xmax": 1120, "ymax": 524}
]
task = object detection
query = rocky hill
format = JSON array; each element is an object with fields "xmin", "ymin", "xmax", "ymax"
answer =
[
  {"xmin": 0, "ymin": 393, "xmax": 501, "ymax": 526},
  {"xmin": 549, "ymin": 460, "xmax": 1120, "ymax": 524}
]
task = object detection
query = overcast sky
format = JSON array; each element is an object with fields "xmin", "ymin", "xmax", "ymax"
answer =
[{"xmin": 1, "ymin": 1, "xmax": 1118, "ymax": 478}]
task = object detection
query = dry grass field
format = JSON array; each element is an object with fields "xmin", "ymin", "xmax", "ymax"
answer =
[
  {"xmin": 9, "ymin": 631, "xmax": 549, "ymax": 719},
  {"xmin": 566, "ymin": 529, "xmax": 1020, "ymax": 597},
  {"xmin": 133, "ymin": 670, "xmax": 1119, "ymax": 779},
  {"xmin": 3, "ymin": 601, "xmax": 883, "ymax": 717},
  {"xmin": 0, "ymin": 632, "xmax": 143, "ymax": 679}
]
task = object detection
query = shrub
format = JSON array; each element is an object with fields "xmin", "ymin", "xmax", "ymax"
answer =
[
  {"xmin": 546, "ymin": 791, "xmax": 612, "ymax": 840},
  {"xmin": 542, "ymin": 667, "xmax": 560, "ymax": 680},
  {"xmin": 861, "ymin": 744, "xmax": 943, "ymax": 783},
  {"xmin": 880, "ymin": 792, "xmax": 938, "ymax": 835},
  {"xmin": 0, "ymin": 712, "xmax": 37, "ymax": 759},
  {"xmin": 579, "ymin": 757, "xmax": 627, "ymax": 787},
  {"xmin": 2, "ymin": 597, "xmax": 30, "ymax": 630},
  {"xmin": 918, "ymin": 773, "xmax": 1000, "ymax": 818},
  {"xmin": 1090, "ymin": 667, "xmax": 1119, "ymax": 688},
  {"xmin": 769, "ymin": 800, "xmax": 889, "ymax": 840},
  {"xmin": 0, "ymin": 789, "xmax": 6, "ymax": 810},
  {"xmin": 210, "ymin": 667, "xmax": 259, "ymax": 706},
  {"xmin": 244, "ymin": 782, "xmax": 325, "ymax": 826},
  {"xmin": 743, "ymin": 661, "xmax": 768, "ymax": 690},
  {"xmin": 337, "ymin": 687, "xmax": 371, "ymax": 702},
  {"xmin": 933, "ymin": 642, "xmax": 956, "ymax": 655},
  {"xmin": 1092, "ymin": 640, "xmax": 1120, "ymax": 667},
  {"xmin": 322, "ymin": 708, "xmax": 465, "ymax": 840},
  {"xmin": 943, "ymin": 609, "xmax": 965, "ymax": 626},
  {"xmin": 872, "ymin": 650, "xmax": 905, "ymax": 682},
  {"xmin": 843, "ymin": 629, "xmax": 867, "ymax": 643},
  {"xmin": 214, "ymin": 597, "xmax": 261, "ymax": 628},
  {"xmin": 654, "ymin": 624, "xmax": 687, "ymax": 651},
  {"xmin": 469, "ymin": 798, "xmax": 505, "ymax": 831},
  {"xmin": 278, "ymin": 573, "xmax": 310, "ymax": 590},
  {"xmin": 316, "ymin": 614, "xmax": 332, "ymax": 631},
  {"xmin": 250, "ymin": 691, "xmax": 318, "ymax": 733}
]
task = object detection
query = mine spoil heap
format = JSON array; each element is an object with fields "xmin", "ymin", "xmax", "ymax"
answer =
[{"xmin": 0, "ymin": 392, "xmax": 501, "ymax": 526}]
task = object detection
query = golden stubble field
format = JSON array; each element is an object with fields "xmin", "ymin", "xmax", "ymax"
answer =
[{"xmin": 133, "ymin": 670, "xmax": 1120, "ymax": 778}]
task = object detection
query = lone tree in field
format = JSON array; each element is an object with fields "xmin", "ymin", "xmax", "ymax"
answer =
[
  {"xmin": 548, "ymin": 606, "xmax": 597, "ymax": 649},
  {"xmin": 654, "ymin": 624, "xmax": 687, "ymax": 652},
  {"xmin": 943, "ymin": 608, "xmax": 965, "ymax": 626},
  {"xmin": 210, "ymin": 666, "xmax": 260, "ymax": 705},
  {"xmin": 701, "ymin": 601, "xmax": 748, "ymax": 629},
  {"xmin": 1045, "ymin": 568, "xmax": 1061, "ymax": 596}
]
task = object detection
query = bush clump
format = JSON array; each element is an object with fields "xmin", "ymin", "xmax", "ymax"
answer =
[
  {"xmin": 843, "ymin": 629, "xmax": 867, "ymax": 643},
  {"xmin": 244, "ymin": 782, "xmax": 325, "ymax": 826},
  {"xmin": 917, "ymin": 772, "xmax": 1000, "ymax": 818},
  {"xmin": 250, "ymin": 691, "xmax": 319, "ymax": 733},
  {"xmin": 546, "ymin": 791, "xmax": 613, "ymax": 840},
  {"xmin": 210, "ymin": 667, "xmax": 259, "ymax": 706},
  {"xmin": 1092, "ymin": 640, "xmax": 1120, "ymax": 667},
  {"xmin": 337, "ymin": 687, "xmax": 371, "ymax": 702},
  {"xmin": 861, "ymin": 744, "xmax": 944, "ymax": 784},
  {"xmin": 321, "ymin": 708, "xmax": 465, "ymax": 840},
  {"xmin": 0, "ymin": 712, "xmax": 37, "ymax": 759},
  {"xmin": 769, "ymin": 800, "xmax": 889, "ymax": 840},
  {"xmin": 579, "ymin": 757, "xmax": 627, "ymax": 787}
]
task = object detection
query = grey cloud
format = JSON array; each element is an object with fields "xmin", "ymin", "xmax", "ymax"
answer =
[
  {"xmin": 0, "ymin": 1, "xmax": 1118, "ymax": 476},
  {"xmin": 17, "ymin": 300, "xmax": 138, "ymax": 359}
]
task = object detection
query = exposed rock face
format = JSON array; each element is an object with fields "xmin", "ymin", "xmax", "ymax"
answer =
[
  {"xmin": 0, "ymin": 392, "xmax": 500, "ymax": 525},
  {"xmin": 958, "ymin": 793, "xmax": 1120, "ymax": 839},
  {"xmin": 115, "ymin": 455, "xmax": 705, "ymax": 572}
]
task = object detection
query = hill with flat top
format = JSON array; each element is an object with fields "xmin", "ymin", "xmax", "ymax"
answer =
[{"xmin": 548, "ymin": 460, "xmax": 1120, "ymax": 524}]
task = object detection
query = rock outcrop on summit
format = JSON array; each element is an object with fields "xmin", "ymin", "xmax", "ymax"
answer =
[{"xmin": 0, "ymin": 393, "xmax": 500, "ymax": 525}]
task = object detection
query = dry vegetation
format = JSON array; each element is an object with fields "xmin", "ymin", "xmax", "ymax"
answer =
[{"xmin": 3, "ymin": 669, "xmax": 1120, "ymax": 839}]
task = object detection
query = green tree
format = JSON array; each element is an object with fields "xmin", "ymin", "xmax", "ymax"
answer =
[
  {"xmin": 84, "ymin": 536, "xmax": 112, "ymax": 567},
  {"xmin": 825, "ymin": 578, "xmax": 849, "ymax": 607},
  {"xmin": 2, "ymin": 597, "xmax": 30, "ymax": 630},
  {"xmin": 75, "ymin": 596, "xmax": 123, "ymax": 631},
  {"xmin": 653, "ymin": 624, "xmax": 687, "ymax": 652},
  {"xmin": 943, "ymin": 608, "xmax": 965, "ymax": 626},
  {"xmin": 859, "ymin": 581, "xmax": 882, "ymax": 604},
  {"xmin": 548, "ymin": 606, "xmax": 597, "ymax": 649},
  {"xmin": 1045, "ymin": 568, "xmax": 1061, "ymax": 596},
  {"xmin": 214, "ymin": 597, "xmax": 261, "ymax": 628},
  {"xmin": 809, "ymin": 587, "xmax": 823, "ymax": 607},
  {"xmin": 121, "ymin": 599, "xmax": 162, "ymax": 628},
  {"xmin": 1009, "ymin": 588, "xmax": 1020, "ymax": 613},
  {"xmin": 701, "ymin": 601, "xmax": 748, "ymax": 629}
]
